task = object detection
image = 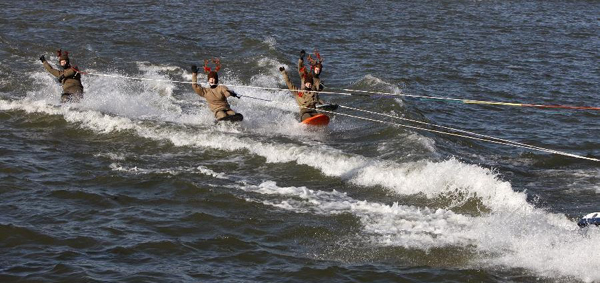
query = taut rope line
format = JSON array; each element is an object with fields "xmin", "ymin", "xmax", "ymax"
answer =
[{"xmin": 237, "ymin": 94, "xmax": 600, "ymax": 163}]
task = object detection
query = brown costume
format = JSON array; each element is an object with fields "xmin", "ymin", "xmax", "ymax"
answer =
[
  {"xmin": 281, "ymin": 68, "xmax": 324, "ymax": 121},
  {"xmin": 191, "ymin": 72, "xmax": 238, "ymax": 120},
  {"xmin": 42, "ymin": 50, "xmax": 84, "ymax": 103}
]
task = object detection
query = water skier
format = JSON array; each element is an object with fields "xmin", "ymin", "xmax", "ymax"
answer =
[
  {"xmin": 191, "ymin": 58, "xmax": 243, "ymax": 122},
  {"xmin": 280, "ymin": 66, "xmax": 327, "ymax": 122},
  {"xmin": 40, "ymin": 49, "xmax": 84, "ymax": 103}
]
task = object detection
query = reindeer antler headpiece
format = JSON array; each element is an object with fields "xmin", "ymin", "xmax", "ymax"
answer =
[
  {"xmin": 307, "ymin": 49, "xmax": 323, "ymax": 71},
  {"xmin": 203, "ymin": 58, "xmax": 221, "ymax": 74},
  {"xmin": 57, "ymin": 49, "xmax": 70, "ymax": 63},
  {"xmin": 203, "ymin": 58, "xmax": 222, "ymax": 84}
]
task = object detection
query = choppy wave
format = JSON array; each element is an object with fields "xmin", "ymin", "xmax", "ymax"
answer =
[{"xmin": 2, "ymin": 61, "xmax": 598, "ymax": 282}]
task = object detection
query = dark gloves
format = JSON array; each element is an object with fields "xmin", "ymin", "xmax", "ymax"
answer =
[
  {"xmin": 300, "ymin": 50, "xmax": 305, "ymax": 59},
  {"xmin": 39, "ymin": 55, "xmax": 46, "ymax": 63},
  {"xmin": 57, "ymin": 75, "xmax": 64, "ymax": 83},
  {"xmin": 229, "ymin": 91, "xmax": 240, "ymax": 99},
  {"xmin": 318, "ymin": 83, "xmax": 324, "ymax": 91},
  {"xmin": 191, "ymin": 64, "xmax": 198, "ymax": 73},
  {"xmin": 279, "ymin": 66, "xmax": 285, "ymax": 72}
]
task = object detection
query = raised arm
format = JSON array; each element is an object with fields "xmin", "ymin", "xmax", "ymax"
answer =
[
  {"xmin": 42, "ymin": 60, "xmax": 61, "ymax": 77},
  {"xmin": 297, "ymin": 50, "xmax": 307, "ymax": 84},
  {"xmin": 280, "ymin": 67, "xmax": 298, "ymax": 93},
  {"xmin": 191, "ymin": 65, "xmax": 206, "ymax": 97}
]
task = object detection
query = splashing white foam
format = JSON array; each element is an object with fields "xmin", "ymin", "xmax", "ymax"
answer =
[
  {"xmin": 109, "ymin": 163, "xmax": 228, "ymax": 179},
  {"xmin": 262, "ymin": 36, "xmax": 277, "ymax": 50},
  {"xmin": 240, "ymin": 180, "xmax": 600, "ymax": 282}
]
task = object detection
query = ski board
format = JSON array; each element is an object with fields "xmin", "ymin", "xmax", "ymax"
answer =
[{"xmin": 301, "ymin": 114, "xmax": 329, "ymax": 126}]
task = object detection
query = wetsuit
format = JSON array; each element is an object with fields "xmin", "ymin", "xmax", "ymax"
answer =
[{"xmin": 43, "ymin": 61, "xmax": 84, "ymax": 103}]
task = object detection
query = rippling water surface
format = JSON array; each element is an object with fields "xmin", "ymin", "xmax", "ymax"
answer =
[{"xmin": 1, "ymin": 1, "xmax": 599, "ymax": 282}]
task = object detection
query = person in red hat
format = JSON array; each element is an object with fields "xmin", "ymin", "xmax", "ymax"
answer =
[
  {"xmin": 39, "ymin": 49, "xmax": 84, "ymax": 103},
  {"xmin": 190, "ymin": 59, "xmax": 243, "ymax": 122}
]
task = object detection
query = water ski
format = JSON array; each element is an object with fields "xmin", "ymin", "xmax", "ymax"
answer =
[
  {"xmin": 217, "ymin": 113, "xmax": 244, "ymax": 123},
  {"xmin": 578, "ymin": 212, "xmax": 600, "ymax": 228},
  {"xmin": 301, "ymin": 114, "xmax": 330, "ymax": 126}
]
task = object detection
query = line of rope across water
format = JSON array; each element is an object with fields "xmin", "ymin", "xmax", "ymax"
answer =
[
  {"xmin": 241, "ymin": 92, "xmax": 553, "ymax": 152},
  {"xmin": 324, "ymin": 86, "xmax": 600, "ymax": 110},
  {"xmin": 322, "ymin": 108, "xmax": 599, "ymax": 162},
  {"xmin": 238, "ymin": 94, "xmax": 599, "ymax": 162},
  {"xmin": 336, "ymin": 105, "xmax": 567, "ymax": 155},
  {"xmin": 83, "ymin": 72, "xmax": 600, "ymax": 111}
]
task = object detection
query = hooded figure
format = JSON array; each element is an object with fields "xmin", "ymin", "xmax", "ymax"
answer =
[
  {"xmin": 280, "ymin": 66, "xmax": 325, "ymax": 122},
  {"xmin": 298, "ymin": 49, "xmax": 324, "ymax": 91},
  {"xmin": 39, "ymin": 49, "xmax": 84, "ymax": 103},
  {"xmin": 191, "ymin": 59, "xmax": 243, "ymax": 122}
]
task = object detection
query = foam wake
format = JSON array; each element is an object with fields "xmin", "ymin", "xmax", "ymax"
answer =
[{"xmin": 110, "ymin": 163, "xmax": 600, "ymax": 282}]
